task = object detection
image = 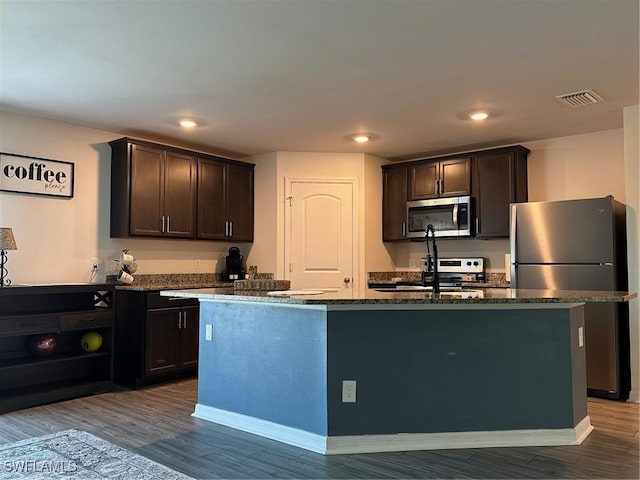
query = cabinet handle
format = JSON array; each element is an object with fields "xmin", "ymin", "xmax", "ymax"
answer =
[
  {"xmin": 476, "ymin": 217, "xmax": 479, "ymax": 233},
  {"xmin": 178, "ymin": 311, "xmax": 182, "ymax": 329},
  {"xmin": 229, "ymin": 221, "xmax": 233, "ymax": 237},
  {"xmin": 402, "ymin": 221, "xmax": 406, "ymax": 238},
  {"xmin": 167, "ymin": 216, "xmax": 170, "ymax": 233},
  {"xmin": 183, "ymin": 311, "xmax": 187, "ymax": 329},
  {"xmin": 435, "ymin": 179, "xmax": 439, "ymax": 196},
  {"xmin": 225, "ymin": 221, "xmax": 229, "ymax": 236},
  {"xmin": 162, "ymin": 215, "xmax": 166, "ymax": 233}
]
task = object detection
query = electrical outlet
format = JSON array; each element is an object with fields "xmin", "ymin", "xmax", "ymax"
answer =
[
  {"xmin": 342, "ymin": 380, "xmax": 356, "ymax": 403},
  {"xmin": 194, "ymin": 259, "xmax": 201, "ymax": 271},
  {"xmin": 90, "ymin": 258, "xmax": 99, "ymax": 271},
  {"xmin": 205, "ymin": 324, "xmax": 213, "ymax": 341}
]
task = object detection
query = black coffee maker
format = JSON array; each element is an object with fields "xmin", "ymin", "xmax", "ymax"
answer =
[{"xmin": 224, "ymin": 247, "xmax": 246, "ymax": 280}]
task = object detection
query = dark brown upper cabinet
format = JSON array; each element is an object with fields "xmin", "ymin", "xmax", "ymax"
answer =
[
  {"xmin": 382, "ymin": 164, "xmax": 409, "ymax": 241},
  {"xmin": 472, "ymin": 146, "xmax": 529, "ymax": 238},
  {"xmin": 110, "ymin": 137, "xmax": 253, "ymax": 242},
  {"xmin": 197, "ymin": 157, "xmax": 254, "ymax": 242},
  {"xmin": 409, "ymin": 157, "xmax": 470, "ymax": 200},
  {"xmin": 110, "ymin": 138, "xmax": 196, "ymax": 238}
]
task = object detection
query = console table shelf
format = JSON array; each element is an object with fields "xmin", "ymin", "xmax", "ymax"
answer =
[{"xmin": 0, "ymin": 284, "xmax": 114, "ymax": 414}]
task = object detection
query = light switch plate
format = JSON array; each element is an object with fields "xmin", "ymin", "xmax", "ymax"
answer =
[
  {"xmin": 578, "ymin": 326, "xmax": 584, "ymax": 347},
  {"xmin": 205, "ymin": 324, "xmax": 213, "ymax": 341}
]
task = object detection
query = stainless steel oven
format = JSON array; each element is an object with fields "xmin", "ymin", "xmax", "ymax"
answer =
[{"xmin": 406, "ymin": 196, "xmax": 471, "ymax": 238}]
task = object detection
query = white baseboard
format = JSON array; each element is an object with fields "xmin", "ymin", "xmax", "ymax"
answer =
[
  {"xmin": 193, "ymin": 404, "xmax": 328, "ymax": 453},
  {"xmin": 326, "ymin": 416, "xmax": 594, "ymax": 454},
  {"xmin": 193, "ymin": 404, "xmax": 593, "ymax": 455}
]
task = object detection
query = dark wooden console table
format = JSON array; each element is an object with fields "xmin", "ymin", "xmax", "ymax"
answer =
[{"xmin": 0, "ymin": 283, "xmax": 114, "ymax": 413}]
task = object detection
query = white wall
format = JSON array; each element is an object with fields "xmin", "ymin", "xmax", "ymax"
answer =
[
  {"xmin": 623, "ymin": 105, "xmax": 639, "ymax": 403},
  {"xmin": 0, "ymin": 110, "xmax": 243, "ymax": 284},
  {"xmin": 244, "ymin": 151, "xmax": 278, "ymax": 276},
  {"xmin": 364, "ymin": 154, "xmax": 395, "ymax": 273},
  {"xmin": 527, "ymin": 129, "xmax": 626, "ymax": 202}
]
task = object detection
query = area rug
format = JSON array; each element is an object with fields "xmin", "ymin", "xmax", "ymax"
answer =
[{"xmin": 0, "ymin": 429, "xmax": 193, "ymax": 479}]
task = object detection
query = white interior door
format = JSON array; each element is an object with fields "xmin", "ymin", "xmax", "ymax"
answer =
[{"xmin": 286, "ymin": 179, "xmax": 355, "ymax": 291}]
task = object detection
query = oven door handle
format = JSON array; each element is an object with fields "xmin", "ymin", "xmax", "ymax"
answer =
[{"xmin": 452, "ymin": 204, "xmax": 459, "ymax": 229}]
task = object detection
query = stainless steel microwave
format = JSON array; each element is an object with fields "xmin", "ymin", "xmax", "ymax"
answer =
[{"xmin": 406, "ymin": 196, "xmax": 471, "ymax": 238}]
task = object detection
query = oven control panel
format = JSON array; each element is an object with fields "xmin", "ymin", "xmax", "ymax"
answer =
[{"xmin": 437, "ymin": 257, "xmax": 484, "ymax": 274}]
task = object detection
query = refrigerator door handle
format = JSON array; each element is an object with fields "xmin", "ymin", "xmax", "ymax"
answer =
[
  {"xmin": 509, "ymin": 204, "xmax": 517, "ymax": 288},
  {"xmin": 509, "ymin": 204, "xmax": 517, "ymax": 259}
]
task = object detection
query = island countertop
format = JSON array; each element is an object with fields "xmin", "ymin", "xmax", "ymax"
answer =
[{"xmin": 160, "ymin": 287, "xmax": 636, "ymax": 305}]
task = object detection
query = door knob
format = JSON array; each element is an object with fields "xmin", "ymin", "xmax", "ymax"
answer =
[{"xmin": 344, "ymin": 277, "xmax": 351, "ymax": 284}]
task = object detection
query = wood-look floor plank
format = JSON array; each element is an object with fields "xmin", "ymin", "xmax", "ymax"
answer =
[{"xmin": 0, "ymin": 379, "xmax": 637, "ymax": 479}]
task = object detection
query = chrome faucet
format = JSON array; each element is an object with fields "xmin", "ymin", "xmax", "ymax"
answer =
[{"xmin": 422, "ymin": 224, "xmax": 440, "ymax": 293}]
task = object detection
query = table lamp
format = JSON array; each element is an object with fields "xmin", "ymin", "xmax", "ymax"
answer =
[{"xmin": 0, "ymin": 228, "xmax": 18, "ymax": 286}]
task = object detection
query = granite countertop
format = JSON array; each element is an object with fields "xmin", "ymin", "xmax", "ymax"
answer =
[
  {"xmin": 117, "ymin": 282, "xmax": 233, "ymax": 291},
  {"xmin": 367, "ymin": 272, "xmax": 510, "ymax": 289},
  {"xmin": 161, "ymin": 287, "xmax": 636, "ymax": 305},
  {"xmin": 108, "ymin": 273, "xmax": 234, "ymax": 291}
]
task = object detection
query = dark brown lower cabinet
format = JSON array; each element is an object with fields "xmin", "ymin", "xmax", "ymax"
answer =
[
  {"xmin": 146, "ymin": 305, "xmax": 198, "ymax": 375},
  {"xmin": 114, "ymin": 290, "xmax": 199, "ymax": 388}
]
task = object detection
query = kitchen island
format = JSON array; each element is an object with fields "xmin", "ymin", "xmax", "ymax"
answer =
[{"xmin": 161, "ymin": 288, "xmax": 636, "ymax": 454}]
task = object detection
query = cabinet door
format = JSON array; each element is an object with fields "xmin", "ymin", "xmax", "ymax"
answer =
[
  {"xmin": 164, "ymin": 151, "xmax": 196, "ymax": 238},
  {"xmin": 382, "ymin": 166, "xmax": 408, "ymax": 241},
  {"xmin": 179, "ymin": 306, "xmax": 199, "ymax": 369},
  {"xmin": 439, "ymin": 158, "xmax": 471, "ymax": 197},
  {"xmin": 409, "ymin": 161, "xmax": 439, "ymax": 200},
  {"xmin": 473, "ymin": 151, "xmax": 513, "ymax": 238},
  {"xmin": 226, "ymin": 163, "xmax": 254, "ymax": 242},
  {"xmin": 473, "ymin": 149, "xmax": 528, "ymax": 238},
  {"xmin": 130, "ymin": 144, "xmax": 164, "ymax": 236},
  {"xmin": 145, "ymin": 309, "xmax": 179, "ymax": 376},
  {"xmin": 197, "ymin": 158, "xmax": 227, "ymax": 239}
]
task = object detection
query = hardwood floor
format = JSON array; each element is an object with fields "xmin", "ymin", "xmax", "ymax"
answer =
[{"xmin": 0, "ymin": 379, "xmax": 637, "ymax": 479}]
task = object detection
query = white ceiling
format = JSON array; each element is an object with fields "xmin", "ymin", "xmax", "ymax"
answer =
[{"xmin": 1, "ymin": 0, "xmax": 638, "ymax": 160}]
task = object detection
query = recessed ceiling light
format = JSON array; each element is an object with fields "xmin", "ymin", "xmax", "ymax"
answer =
[
  {"xmin": 348, "ymin": 133, "xmax": 380, "ymax": 143},
  {"xmin": 179, "ymin": 119, "xmax": 198, "ymax": 128},
  {"xmin": 469, "ymin": 111, "xmax": 489, "ymax": 121}
]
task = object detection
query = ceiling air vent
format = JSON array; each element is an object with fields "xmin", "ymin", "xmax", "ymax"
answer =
[{"xmin": 555, "ymin": 89, "xmax": 603, "ymax": 107}]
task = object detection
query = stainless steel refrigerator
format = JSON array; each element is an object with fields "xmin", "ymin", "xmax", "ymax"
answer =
[{"xmin": 510, "ymin": 196, "xmax": 630, "ymax": 400}]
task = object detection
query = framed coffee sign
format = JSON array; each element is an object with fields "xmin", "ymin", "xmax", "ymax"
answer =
[{"xmin": 0, "ymin": 152, "xmax": 75, "ymax": 198}]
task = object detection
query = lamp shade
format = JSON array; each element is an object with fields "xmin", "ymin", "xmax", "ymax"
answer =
[{"xmin": 0, "ymin": 228, "xmax": 17, "ymax": 250}]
